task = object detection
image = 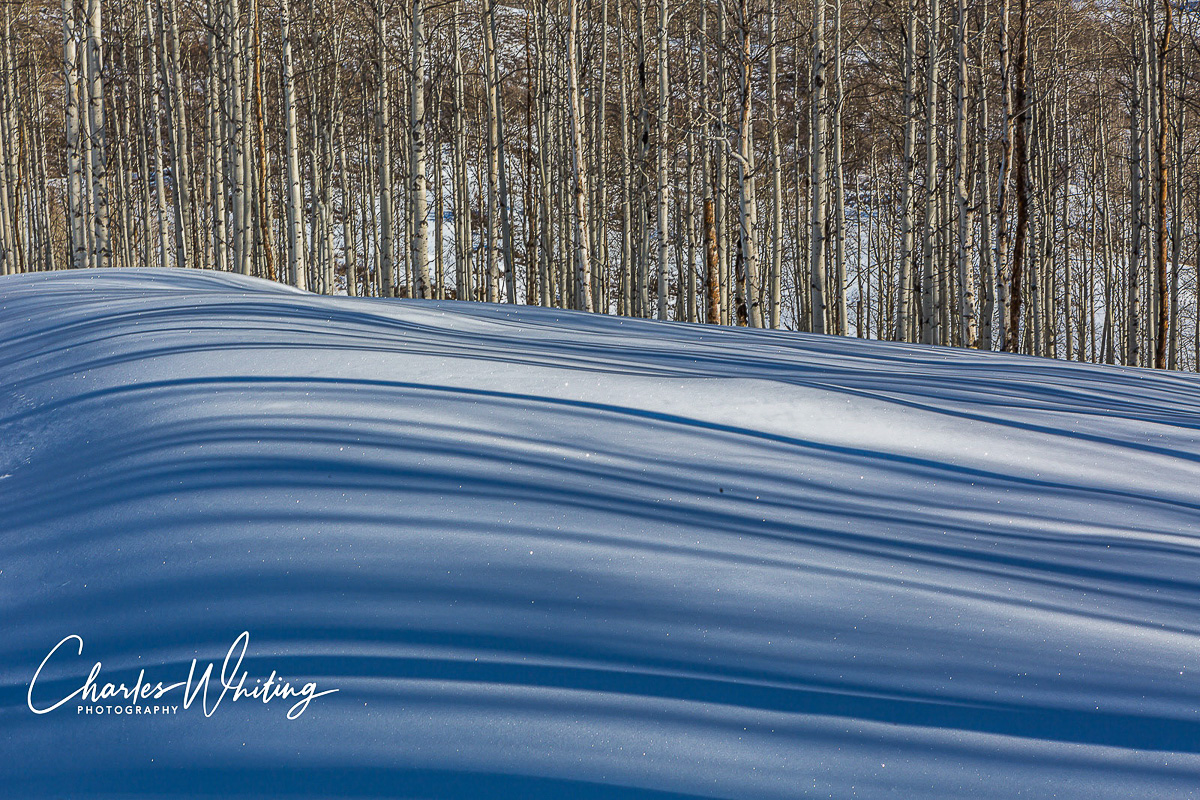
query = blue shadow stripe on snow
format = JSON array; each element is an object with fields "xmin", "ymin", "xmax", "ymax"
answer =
[
  {"xmin": 5, "ymin": 651, "xmax": 1199, "ymax": 753},
  {"xmin": 2, "ymin": 767, "xmax": 717, "ymax": 799}
]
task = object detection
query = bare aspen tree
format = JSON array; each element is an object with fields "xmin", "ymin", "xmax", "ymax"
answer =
[
  {"xmin": 532, "ymin": 0, "xmax": 551, "ymax": 306},
  {"xmin": 768, "ymin": 0, "xmax": 783, "ymax": 329},
  {"xmin": 339, "ymin": 125, "xmax": 356, "ymax": 295},
  {"xmin": 730, "ymin": 0, "xmax": 763, "ymax": 328},
  {"xmin": 163, "ymin": 0, "xmax": 192, "ymax": 268},
  {"xmin": 482, "ymin": 0, "xmax": 502, "ymax": 301},
  {"xmin": 146, "ymin": 0, "xmax": 171, "ymax": 270},
  {"xmin": 63, "ymin": 0, "xmax": 85, "ymax": 269},
  {"xmin": 594, "ymin": 0, "xmax": 611, "ymax": 312},
  {"xmin": 977, "ymin": 1, "xmax": 995, "ymax": 349},
  {"xmin": 1194, "ymin": 177, "xmax": 1200, "ymax": 370},
  {"xmin": 684, "ymin": 20, "xmax": 698, "ymax": 323},
  {"xmin": 656, "ymin": 0, "xmax": 670, "ymax": 320},
  {"xmin": 410, "ymin": 0, "xmax": 431, "ymax": 299},
  {"xmin": 282, "ymin": 0, "xmax": 307, "ymax": 291},
  {"xmin": 919, "ymin": 0, "xmax": 941, "ymax": 346},
  {"xmin": 895, "ymin": 0, "xmax": 918, "ymax": 340},
  {"xmin": 0, "ymin": 13, "xmax": 9, "ymax": 274},
  {"xmin": 486, "ymin": 0, "xmax": 516, "ymax": 302},
  {"xmin": 1006, "ymin": 0, "xmax": 1030, "ymax": 353},
  {"xmin": 0, "ymin": 23, "xmax": 16, "ymax": 272},
  {"xmin": 1153, "ymin": 0, "xmax": 1171, "ymax": 369},
  {"xmin": 954, "ymin": 0, "xmax": 978, "ymax": 347},
  {"xmin": 251, "ymin": 0, "xmax": 275, "ymax": 282},
  {"xmin": 635, "ymin": 0, "xmax": 651, "ymax": 317},
  {"xmin": 1127, "ymin": 12, "xmax": 1144, "ymax": 366},
  {"xmin": 84, "ymin": 0, "xmax": 108, "ymax": 269},
  {"xmin": 230, "ymin": 0, "xmax": 250, "ymax": 277},
  {"xmin": 995, "ymin": 0, "xmax": 1014, "ymax": 348},
  {"xmin": 113, "ymin": 35, "xmax": 135, "ymax": 271},
  {"xmin": 566, "ymin": 0, "xmax": 595, "ymax": 312},
  {"xmin": 433, "ymin": 85, "xmax": 444, "ymax": 300},
  {"xmin": 704, "ymin": 195, "xmax": 721, "ymax": 324},
  {"xmin": 715, "ymin": 6, "xmax": 730, "ymax": 324},
  {"xmin": 451, "ymin": 1, "xmax": 472, "ymax": 300},
  {"xmin": 0, "ymin": 2, "xmax": 13, "ymax": 275},
  {"xmin": 203, "ymin": 0, "xmax": 224, "ymax": 271},
  {"xmin": 1168, "ymin": 37, "xmax": 1186, "ymax": 369},
  {"xmin": 1097, "ymin": 86, "xmax": 1116, "ymax": 365},
  {"xmin": 699, "ymin": 0, "xmax": 721, "ymax": 324},
  {"xmin": 36, "ymin": 72, "xmax": 59, "ymax": 272},
  {"xmin": 1139, "ymin": 0, "xmax": 1154, "ymax": 363},
  {"xmin": 375, "ymin": 0, "xmax": 394, "ymax": 296},
  {"xmin": 618, "ymin": 6, "xmax": 634, "ymax": 315},
  {"xmin": 810, "ymin": 0, "xmax": 828, "ymax": 335},
  {"xmin": 832, "ymin": 0, "xmax": 847, "ymax": 335}
]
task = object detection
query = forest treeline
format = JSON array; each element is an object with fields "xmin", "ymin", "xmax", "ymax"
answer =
[{"xmin": 1, "ymin": 0, "xmax": 1200, "ymax": 368}]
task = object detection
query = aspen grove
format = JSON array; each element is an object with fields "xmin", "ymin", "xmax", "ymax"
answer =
[{"xmin": 3, "ymin": 0, "xmax": 1200, "ymax": 368}]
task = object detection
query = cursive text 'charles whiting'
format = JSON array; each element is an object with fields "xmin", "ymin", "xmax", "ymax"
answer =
[{"xmin": 27, "ymin": 632, "xmax": 338, "ymax": 720}]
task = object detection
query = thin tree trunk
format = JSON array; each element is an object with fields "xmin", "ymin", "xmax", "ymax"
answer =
[
  {"xmin": 655, "ymin": 0, "xmax": 670, "ymax": 320},
  {"xmin": 410, "ymin": 0, "xmax": 431, "ymax": 299},
  {"xmin": 282, "ymin": 0, "xmax": 307, "ymax": 290},
  {"xmin": 451, "ymin": 1, "xmax": 471, "ymax": 301},
  {"xmin": 955, "ymin": 0, "xmax": 978, "ymax": 347},
  {"xmin": 977, "ymin": 1, "xmax": 995, "ymax": 350},
  {"xmin": 567, "ymin": 0, "xmax": 594, "ymax": 312},
  {"xmin": 733, "ymin": 0, "xmax": 763, "ymax": 328},
  {"xmin": 832, "ymin": 0, "xmax": 847, "ymax": 334},
  {"xmin": 376, "ymin": 1, "xmax": 394, "ymax": 296},
  {"xmin": 995, "ymin": 0, "xmax": 1014, "ymax": 348},
  {"xmin": 1128, "ymin": 19, "xmax": 1145, "ymax": 366},
  {"xmin": 920, "ymin": 0, "xmax": 941, "ymax": 346},
  {"xmin": 635, "ymin": 0, "xmax": 651, "ymax": 316},
  {"xmin": 768, "ymin": 0, "xmax": 783, "ymax": 329},
  {"xmin": 485, "ymin": 0, "xmax": 515, "ymax": 302},
  {"xmin": 85, "ymin": 0, "xmax": 108, "ymax": 269},
  {"xmin": 619, "ymin": 8, "xmax": 633, "ymax": 316},
  {"xmin": 482, "ymin": 0, "xmax": 502, "ymax": 301},
  {"xmin": 1006, "ymin": 0, "xmax": 1030, "ymax": 352},
  {"xmin": 147, "ymin": 0, "xmax": 171, "ymax": 269},
  {"xmin": 163, "ymin": 0, "xmax": 192, "ymax": 268},
  {"xmin": 252, "ymin": 0, "xmax": 276, "ymax": 281},
  {"xmin": 0, "ymin": 3, "xmax": 17, "ymax": 275},
  {"xmin": 810, "ymin": 0, "xmax": 828, "ymax": 334},
  {"xmin": 1153, "ymin": 0, "xmax": 1171, "ymax": 368},
  {"xmin": 230, "ymin": 0, "xmax": 250, "ymax": 276},
  {"xmin": 895, "ymin": 0, "xmax": 918, "ymax": 340},
  {"xmin": 63, "ymin": 0, "xmax": 86, "ymax": 269},
  {"xmin": 704, "ymin": 196, "xmax": 721, "ymax": 324},
  {"xmin": 1168, "ymin": 40, "xmax": 1186, "ymax": 369}
]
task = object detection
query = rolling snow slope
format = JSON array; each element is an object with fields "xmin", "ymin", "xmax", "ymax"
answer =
[{"xmin": 1, "ymin": 268, "xmax": 1200, "ymax": 798}]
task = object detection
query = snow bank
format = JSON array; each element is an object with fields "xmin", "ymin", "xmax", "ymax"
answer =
[{"xmin": 2, "ymin": 268, "xmax": 1199, "ymax": 798}]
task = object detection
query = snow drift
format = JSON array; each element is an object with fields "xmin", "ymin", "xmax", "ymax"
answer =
[{"xmin": 2, "ymin": 268, "xmax": 1199, "ymax": 798}]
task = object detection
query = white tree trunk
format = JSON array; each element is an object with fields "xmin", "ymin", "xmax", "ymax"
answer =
[
  {"xmin": 567, "ymin": 0, "xmax": 594, "ymax": 312},
  {"xmin": 282, "ymin": 0, "xmax": 307, "ymax": 290},
  {"xmin": 376, "ymin": 1, "xmax": 394, "ymax": 296},
  {"xmin": 85, "ymin": 0, "xmax": 108, "ymax": 269},
  {"xmin": 920, "ymin": 0, "xmax": 941, "ymax": 345},
  {"xmin": 895, "ymin": 0, "xmax": 918, "ymax": 340},
  {"xmin": 767, "ymin": 1, "xmax": 783, "ymax": 329},
  {"xmin": 410, "ymin": 0, "xmax": 431, "ymax": 299},
  {"xmin": 655, "ymin": 0, "xmax": 669, "ymax": 319},
  {"xmin": 63, "ymin": 0, "xmax": 86, "ymax": 269},
  {"xmin": 954, "ymin": 0, "xmax": 978, "ymax": 347},
  {"xmin": 810, "ymin": 0, "xmax": 828, "ymax": 334}
]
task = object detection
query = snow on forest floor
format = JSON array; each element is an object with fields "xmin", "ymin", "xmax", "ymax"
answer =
[{"xmin": 2, "ymin": 268, "xmax": 1200, "ymax": 798}]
